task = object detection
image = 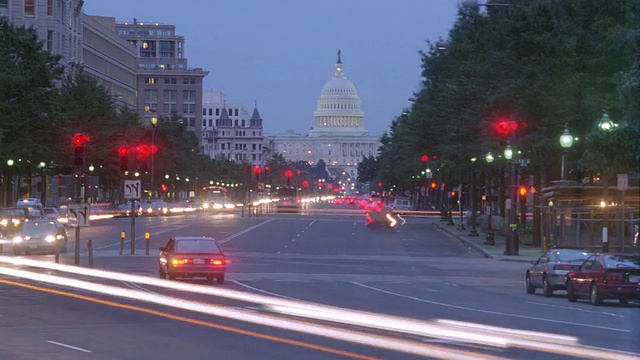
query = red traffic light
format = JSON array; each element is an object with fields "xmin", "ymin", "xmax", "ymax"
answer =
[
  {"xmin": 73, "ymin": 133, "xmax": 89, "ymax": 145},
  {"xmin": 377, "ymin": 182, "xmax": 383, "ymax": 187},
  {"xmin": 264, "ymin": 166, "xmax": 270, "ymax": 172},
  {"xmin": 421, "ymin": 154, "xmax": 428, "ymax": 163},
  {"xmin": 118, "ymin": 146, "xmax": 129, "ymax": 156},
  {"xmin": 138, "ymin": 145, "xmax": 150, "ymax": 157},
  {"xmin": 430, "ymin": 182, "xmax": 437, "ymax": 189},
  {"xmin": 519, "ymin": 186, "xmax": 528, "ymax": 197},
  {"xmin": 496, "ymin": 120, "xmax": 518, "ymax": 136},
  {"xmin": 253, "ymin": 165, "xmax": 261, "ymax": 174},
  {"xmin": 150, "ymin": 145, "xmax": 158, "ymax": 153},
  {"xmin": 302, "ymin": 180, "xmax": 309, "ymax": 188},
  {"xmin": 285, "ymin": 170, "xmax": 292, "ymax": 178}
]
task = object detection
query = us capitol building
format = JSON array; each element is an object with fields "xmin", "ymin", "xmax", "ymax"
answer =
[{"xmin": 264, "ymin": 51, "xmax": 381, "ymax": 179}]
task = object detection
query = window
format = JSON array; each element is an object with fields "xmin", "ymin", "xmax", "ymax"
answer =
[
  {"xmin": 24, "ymin": 0, "xmax": 34, "ymax": 15},
  {"xmin": 234, "ymin": 120, "xmax": 238, "ymax": 127},
  {"xmin": 216, "ymin": 108, "xmax": 220, "ymax": 116},
  {"xmin": 209, "ymin": 108, "xmax": 212, "ymax": 116},
  {"xmin": 235, "ymin": 109, "xmax": 239, "ymax": 116},
  {"xmin": 162, "ymin": 103, "xmax": 177, "ymax": 113},
  {"xmin": 163, "ymin": 90, "xmax": 177, "ymax": 100},
  {"xmin": 182, "ymin": 90, "xmax": 196, "ymax": 101},
  {"xmin": 187, "ymin": 118, "xmax": 195, "ymax": 127},
  {"xmin": 47, "ymin": 0, "xmax": 53, "ymax": 16},
  {"xmin": 46, "ymin": 31, "xmax": 54, "ymax": 51},
  {"xmin": 144, "ymin": 90, "xmax": 158, "ymax": 101},
  {"xmin": 145, "ymin": 77, "xmax": 158, "ymax": 84},
  {"xmin": 182, "ymin": 104, "xmax": 195, "ymax": 114},
  {"xmin": 252, "ymin": 144, "xmax": 256, "ymax": 150},
  {"xmin": 241, "ymin": 120, "xmax": 245, "ymax": 127},
  {"xmin": 203, "ymin": 108, "xmax": 207, "ymax": 116},
  {"xmin": 175, "ymin": 239, "xmax": 220, "ymax": 253},
  {"xmin": 183, "ymin": 78, "xmax": 196, "ymax": 85},
  {"xmin": 164, "ymin": 77, "xmax": 177, "ymax": 84}
]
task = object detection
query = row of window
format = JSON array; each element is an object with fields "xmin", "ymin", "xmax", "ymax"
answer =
[
  {"xmin": 219, "ymin": 143, "xmax": 263, "ymax": 151},
  {"xmin": 319, "ymin": 103, "xmax": 358, "ymax": 110},
  {"xmin": 203, "ymin": 108, "xmax": 239, "ymax": 117},
  {"xmin": 144, "ymin": 89, "xmax": 196, "ymax": 100},
  {"xmin": 145, "ymin": 77, "xmax": 196, "ymax": 85},
  {"xmin": 118, "ymin": 29, "xmax": 174, "ymax": 36}
]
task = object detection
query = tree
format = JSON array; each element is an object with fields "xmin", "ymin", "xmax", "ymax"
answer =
[{"xmin": 357, "ymin": 156, "xmax": 378, "ymax": 183}]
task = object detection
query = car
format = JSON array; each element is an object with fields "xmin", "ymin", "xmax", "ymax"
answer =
[
  {"xmin": 211, "ymin": 197, "xmax": 235, "ymax": 213},
  {"xmin": 1, "ymin": 207, "xmax": 29, "ymax": 238},
  {"xmin": 148, "ymin": 200, "xmax": 169, "ymax": 216},
  {"xmin": 391, "ymin": 197, "xmax": 412, "ymax": 211},
  {"xmin": 525, "ymin": 248, "xmax": 592, "ymax": 297},
  {"xmin": 565, "ymin": 253, "xmax": 640, "ymax": 305},
  {"xmin": 158, "ymin": 236, "xmax": 228, "ymax": 283},
  {"xmin": 12, "ymin": 220, "xmax": 68, "ymax": 255}
]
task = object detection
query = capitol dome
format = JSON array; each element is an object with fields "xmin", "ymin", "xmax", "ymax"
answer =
[{"xmin": 309, "ymin": 50, "xmax": 368, "ymax": 137}]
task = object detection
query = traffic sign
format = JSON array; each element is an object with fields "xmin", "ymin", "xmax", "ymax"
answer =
[
  {"xmin": 617, "ymin": 174, "xmax": 628, "ymax": 191},
  {"xmin": 123, "ymin": 180, "xmax": 142, "ymax": 199},
  {"xmin": 68, "ymin": 203, "xmax": 91, "ymax": 227}
]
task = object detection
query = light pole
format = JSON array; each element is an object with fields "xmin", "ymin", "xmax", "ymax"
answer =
[
  {"xmin": 469, "ymin": 157, "xmax": 479, "ymax": 236},
  {"xmin": 6, "ymin": 159, "xmax": 14, "ymax": 206},
  {"xmin": 484, "ymin": 152, "xmax": 495, "ymax": 244},
  {"xmin": 504, "ymin": 144, "xmax": 519, "ymax": 255},
  {"xmin": 150, "ymin": 117, "xmax": 158, "ymax": 199},
  {"xmin": 559, "ymin": 123, "xmax": 573, "ymax": 181}
]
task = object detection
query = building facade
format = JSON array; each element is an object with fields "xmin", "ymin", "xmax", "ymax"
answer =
[
  {"xmin": 81, "ymin": 15, "xmax": 137, "ymax": 109},
  {"xmin": 113, "ymin": 19, "xmax": 208, "ymax": 135},
  {"xmin": 202, "ymin": 91, "xmax": 265, "ymax": 165},
  {"xmin": 2, "ymin": 0, "xmax": 83, "ymax": 78},
  {"xmin": 265, "ymin": 52, "xmax": 380, "ymax": 178}
]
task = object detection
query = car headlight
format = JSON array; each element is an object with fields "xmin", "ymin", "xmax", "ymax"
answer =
[
  {"xmin": 203, "ymin": 203, "xmax": 210, "ymax": 209},
  {"xmin": 56, "ymin": 234, "xmax": 63, "ymax": 240},
  {"xmin": 13, "ymin": 237, "xmax": 23, "ymax": 243},
  {"xmin": 12, "ymin": 219, "xmax": 21, "ymax": 226},
  {"xmin": 45, "ymin": 235, "xmax": 56, "ymax": 243},
  {"xmin": 213, "ymin": 204, "xmax": 223, "ymax": 209},
  {"xmin": 224, "ymin": 203, "xmax": 235, "ymax": 209},
  {"xmin": 0, "ymin": 219, "xmax": 7, "ymax": 226}
]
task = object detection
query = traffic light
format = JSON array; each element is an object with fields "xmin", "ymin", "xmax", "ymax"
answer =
[
  {"xmin": 285, "ymin": 170, "xmax": 292, "ymax": 186},
  {"xmin": 421, "ymin": 154, "xmax": 428, "ymax": 167},
  {"xmin": 430, "ymin": 182, "xmax": 437, "ymax": 189},
  {"xmin": 253, "ymin": 165, "xmax": 261, "ymax": 181},
  {"xmin": 302, "ymin": 180, "xmax": 309, "ymax": 188},
  {"xmin": 495, "ymin": 120, "xmax": 518, "ymax": 146},
  {"xmin": 118, "ymin": 146, "xmax": 130, "ymax": 172},
  {"xmin": 72, "ymin": 133, "xmax": 88, "ymax": 169},
  {"xmin": 264, "ymin": 166, "xmax": 270, "ymax": 181},
  {"xmin": 519, "ymin": 186, "xmax": 528, "ymax": 202},
  {"xmin": 137, "ymin": 145, "xmax": 150, "ymax": 172}
]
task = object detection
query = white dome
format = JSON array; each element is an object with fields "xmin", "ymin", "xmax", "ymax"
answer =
[{"xmin": 309, "ymin": 51, "xmax": 368, "ymax": 137}]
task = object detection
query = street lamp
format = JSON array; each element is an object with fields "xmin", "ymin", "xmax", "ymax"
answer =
[
  {"xmin": 6, "ymin": 159, "xmax": 14, "ymax": 206},
  {"xmin": 469, "ymin": 157, "xmax": 479, "ymax": 237},
  {"xmin": 559, "ymin": 123, "xmax": 573, "ymax": 181},
  {"xmin": 484, "ymin": 152, "xmax": 496, "ymax": 244},
  {"xmin": 150, "ymin": 116, "xmax": 158, "ymax": 199},
  {"xmin": 503, "ymin": 144, "xmax": 519, "ymax": 255}
]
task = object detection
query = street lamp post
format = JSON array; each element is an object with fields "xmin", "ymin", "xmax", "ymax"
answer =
[
  {"xmin": 6, "ymin": 159, "xmax": 14, "ymax": 207},
  {"xmin": 504, "ymin": 145, "xmax": 519, "ymax": 255},
  {"xmin": 559, "ymin": 123, "xmax": 573, "ymax": 181},
  {"xmin": 150, "ymin": 117, "xmax": 158, "ymax": 199},
  {"xmin": 469, "ymin": 157, "xmax": 479, "ymax": 236},
  {"xmin": 484, "ymin": 152, "xmax": 495, "ymax": 244}
]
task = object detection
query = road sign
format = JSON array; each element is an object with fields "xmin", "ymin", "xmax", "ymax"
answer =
[
  {"xmin": 617, "ymin": 174, "xmax": 628, "ymax": 191},
  {"xmin": 258, "ymin": 182, "xmax": 264, "ymax": 190},
  {"xmin": 68, "ymin": 203, "xmax": 91, "ymax": 227},
  {"xmin": 123, "ymin": 180, "xmax": 142, "ymax": 199}
]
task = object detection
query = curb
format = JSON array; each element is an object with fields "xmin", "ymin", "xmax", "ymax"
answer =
[{"xmin": 432, "ymin": 222, "xmax": 493, "ymax": 259}]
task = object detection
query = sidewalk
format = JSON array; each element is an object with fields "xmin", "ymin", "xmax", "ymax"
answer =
[{"xmin": 431, "ymin": 219, "xmax": 543, "ymax": 263}]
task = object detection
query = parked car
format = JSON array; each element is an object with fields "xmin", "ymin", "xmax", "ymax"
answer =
[
  {"xmin": 566, "ymin": 253, "xmax": 640, "ymax": 305},
  {"xmin": 525, "ymin": 248, "xmax": 592, "ymax": 297},
  {"xmin": 158, "ymin": 236, "xmax": 228, "ymax": 283}
]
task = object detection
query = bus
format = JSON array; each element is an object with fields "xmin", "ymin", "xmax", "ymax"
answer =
[
  {"xmin": 199, "ymin": 186, "xmax": 229, "ymax": 209},
  {"xmin": 275, "ymin": 186, "xmax": 300, "ymax": 210}
]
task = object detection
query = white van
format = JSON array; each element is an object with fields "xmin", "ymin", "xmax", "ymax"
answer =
[
  {"xmin": 392, "ymin": 198, "xmax": 412, "ymax": 211},
  {"xmin": 16, "ymin": 198, "xmax": 44, "ymax": 219}
]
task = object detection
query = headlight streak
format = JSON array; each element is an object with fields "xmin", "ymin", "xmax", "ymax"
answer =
[
  {"xmin": 0, "ymin": 266, "xmax": 496, "ymax": 360},
  {"xmin": 0, "ymin": 257, "xmax": 638, "ymax": 360}
]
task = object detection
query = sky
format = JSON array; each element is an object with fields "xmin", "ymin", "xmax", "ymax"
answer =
[{"xmin": 83, "ymin": 0, "xmax": 459, "ymax": 136}]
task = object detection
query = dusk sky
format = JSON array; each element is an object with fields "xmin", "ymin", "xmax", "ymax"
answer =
[{"xmin": 84, "ymin": 1, "xmax": 459, "ymax": 136}]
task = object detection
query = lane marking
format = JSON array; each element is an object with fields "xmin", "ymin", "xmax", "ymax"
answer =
[
  {"xmin": 3, "ymin": 280, "xmax": 377, "ymax": 360},
  {"xmin": 231, "ymin": 280, "xmax": 298, "ymax": 300},
  {"xmin": 351, "ymin": 282, "xmax": 630, "ymax": 333},
  {"xmin": 309, "ymin": 220, "xmax": 317, "ymax": 227},
  {"xmin": 525, "ymin": 301, "xmax": 625, "ymax": 318},
  {"xmin": 46, "ymin": 340, "xmax": 92, "ymax": 353},
  {"xmin": 218, "ymin": 219, "xmax": 275, "ymax": 244}
]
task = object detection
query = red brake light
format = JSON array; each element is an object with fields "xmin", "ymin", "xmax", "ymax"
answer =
[
  {"xmin": 553, "ymin": 264, "xmax": 572, "ymax": 270},
  {"xmin": 212, "ymin": 259, "xmax": 224, "ymax": 265}
]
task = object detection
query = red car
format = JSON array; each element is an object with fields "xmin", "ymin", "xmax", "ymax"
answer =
[
  {"xmin": 158, "ymin": 236, "xmax": 228, "ymax": 284},
  {"xmin": 566, "ymin": 253, "xmax": 640, "ymax": 306}
]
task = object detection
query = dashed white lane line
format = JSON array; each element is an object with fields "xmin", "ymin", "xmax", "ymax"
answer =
[
  {"xmin": 46, "ymin": 341, "xmax": 92, "ymax": 353},
  {"xmin": 231, "ymin": 280, "xmax": 298, "ymax": 300},
  {"xmin": 351, "ymin": 282, "xmax": 630, "ymax": 333},
  {"xmin": 525, "ymin": 301, "xmax": 625, "ymax": 318},
  {"xmin": 218, "ymin": 219, "xmax": 275, "ymax": 244}
]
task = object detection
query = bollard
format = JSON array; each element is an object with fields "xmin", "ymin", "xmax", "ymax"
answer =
[
  {"xmin": 54, "ymin": 241, "xmax": 60, "ymax": 263},
  {"xmin": 119, "ymin": 231, "xmax": 125, "ymax": 255},
  {"xmin": 145, "ymin": 232, "xmax": 150, "ymax": 255},
  {"xmin": 87, "ymin": 239, "xmax": 94, "ymax": 268}
]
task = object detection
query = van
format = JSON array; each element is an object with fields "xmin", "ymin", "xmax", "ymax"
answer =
[
  {"xmin": 392, "ymin": 198, "xmax": 412, "ymax": 211},
  {"xmin": 15, "ymin": 198, "xmax": 44, "ymax": 219}
]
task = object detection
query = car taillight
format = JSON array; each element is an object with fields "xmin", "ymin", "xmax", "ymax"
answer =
[
  {"xmin": 605, "ymin": 273, "xmax": 623, "ymax": 282},
  {"xmin": 553, "ymin": 264, "xmax": 573, "ymax": 270},
  {"xmin": 171, "ymin": 258, "xmax": 193, "ymax": 265},
  {"xmin": 211, "ymin": 259, "xmax": 224, "ymax": 265}
]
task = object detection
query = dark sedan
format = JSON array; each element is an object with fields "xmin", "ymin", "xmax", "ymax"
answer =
[
  {"xmin": 158, "ymin": 237, "xmax": 228, "ymax": 284},
  {"xmin": 525, "ymin": 249, "xmax": 591, "ymax": 297},
  {"xmin": 566, "ymin": 253, "xmax": 640, "ymax": 306}
]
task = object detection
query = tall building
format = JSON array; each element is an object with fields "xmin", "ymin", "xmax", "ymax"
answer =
[
  {"xmin": 2, "ymin": 0, "xmax": 83, "ymax": 78},
  {"xmin": 113, "ymin": 19, "xmax": 208, "ymax": 135},
  {"xmin": 265, "ymin": 51, "xmax": 380, "ymax": 179},
  {"xmin": 81, "ymin": 15, "xmax": 137, "ymax": 109},
  {"xmin": 202, "ymin": 91, "xmax": 265, "ymax": 165}
]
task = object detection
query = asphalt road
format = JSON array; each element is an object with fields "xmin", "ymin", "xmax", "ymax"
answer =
[{"xmin": 0, "ymin": 205, "xmax": 638, "ymax": 359}]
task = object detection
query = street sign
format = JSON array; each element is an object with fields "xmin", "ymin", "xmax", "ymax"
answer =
[
  {"xmin": 258, "ymin": 182, "xmax": 264, "ymax": 190},
  {"xmin": 123, "ymin": 180, "xmax": 142, "ymax": 199},
  {"xmin": 617, "ymin": 174, "xmax": 628, "ymax": 191},
  {"xmin": 68, "ymin": 203, "xmax": 91, "ymax": 227}
]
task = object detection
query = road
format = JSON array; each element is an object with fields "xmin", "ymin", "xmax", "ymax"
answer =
[{"xmin": 0, "ymin": 204, "xmax": 638, "ymax": 359}]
